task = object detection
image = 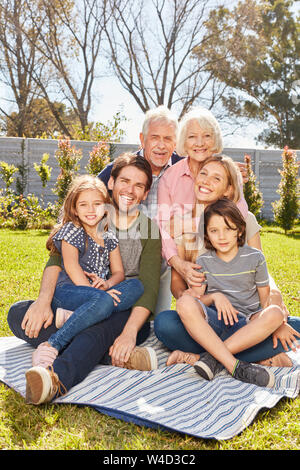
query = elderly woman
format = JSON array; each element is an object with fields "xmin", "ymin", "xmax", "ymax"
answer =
[
  {"xmin": 157, "ymin": 107, "xmax": 248, "ymax": 287},
  {"xmin": 155, "ymin": 155, "xmax": 300, "ymax": 369}
]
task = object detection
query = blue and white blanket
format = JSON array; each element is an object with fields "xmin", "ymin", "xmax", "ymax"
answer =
[{"xmin": 0, "ymin": 329, "xmax": 299, "ymax": 441}]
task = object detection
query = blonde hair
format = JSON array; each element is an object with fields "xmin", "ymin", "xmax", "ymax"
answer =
[
  {"xmin": 180, "ymin": 155, "xmax": 242, "ymax": 262},
  {"xmin": 176, "ymin": 107, "xmax": 223, "ymax": 156},
  {"xmin": 46, "ymin": 174, "xmax": 111, "ymax": 253}
]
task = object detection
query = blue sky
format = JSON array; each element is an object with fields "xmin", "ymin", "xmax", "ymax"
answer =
[{"xmin": 90, "ymin": 75, "xmax": 265, "ymax": 149}]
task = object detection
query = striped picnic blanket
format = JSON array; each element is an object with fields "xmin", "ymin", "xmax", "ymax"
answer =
[{"xmin": 0, "ymin": 328, "xmax": 299, "ymax": 440}]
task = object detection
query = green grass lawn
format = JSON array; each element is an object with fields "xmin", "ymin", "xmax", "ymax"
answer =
[{"xmin": 0, "ymin": 227, "xmax": 299, "ymax": 450}]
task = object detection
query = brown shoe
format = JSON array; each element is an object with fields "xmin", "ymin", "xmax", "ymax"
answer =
[
  {"xmin": 25, "ymin": 366, "xmax": 67, "ymax": 405},
  {"xmin": 124, "ymin": 347, "xmax": 158, "ymax": 371},
  {"xmin": 258, "ymin": 352, "xmax": 293, "ymax": 368}
]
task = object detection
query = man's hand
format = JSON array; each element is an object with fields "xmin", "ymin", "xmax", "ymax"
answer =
[
  {"xmin": 109, "ymin": 330, "xmax": 137, "ymax": 367},
  {"xmin": 21, "ymin": 300, "xmax": 54, "ymax": 338}
]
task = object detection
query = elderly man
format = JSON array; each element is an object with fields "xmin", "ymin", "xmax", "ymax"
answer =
[{"xmin": 99, "ymin": 105, "xmax": 204, "ymax": 314}]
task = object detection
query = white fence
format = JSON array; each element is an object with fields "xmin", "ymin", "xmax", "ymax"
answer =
[{"xmin": 0, "ymin": 137, "xmax": 299, "ymax": 220}]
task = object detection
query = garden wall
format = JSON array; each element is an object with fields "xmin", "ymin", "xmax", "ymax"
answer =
[{"xmin": 0, "ymin": 137, "xmax": 298, "ymax": 220}]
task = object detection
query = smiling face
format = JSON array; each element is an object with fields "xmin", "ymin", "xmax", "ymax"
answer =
[
  {"xmin": 206, "ymin": 214, "xmax": 240, "ymax": 258},
  {"xmin": 139, "ymin": 120, "xmax": 177, "ymax": 175},
  {"xmin": 75, "ymin": 189, "xmax": 106, "ymax": 229},
  {"xmin": 184, "ymin": 120, "xmax": 216, "ymax": 163},
  {"xmin": 194, "ymin": 160, "xmax": 232, "ymax": 204},
  {"xmin": 108, "ymin": 165, "xmax": 149, "ymax": 214}
]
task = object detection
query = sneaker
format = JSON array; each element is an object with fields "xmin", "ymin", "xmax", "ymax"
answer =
[
  {"xmin": 25, "ymin": 366, "xmax": 67, "ymax": 405},
  {"xmin": 232, "ymin": 360, "xmax": 275, "ymax": 388},
  {"xmin": 124, "ymin": 347, "xmax": 158, "ymax": 371},
  {"xmin": 32, "ymin": 342, "xmax": 58, "ymax": 368},
  {"xmin": 55, "ymin": 308, "xmax": 73, "ymax": 328},
  {"xmin": 193, "ymin": 352, "xmax": 224, "ymax": 380}
]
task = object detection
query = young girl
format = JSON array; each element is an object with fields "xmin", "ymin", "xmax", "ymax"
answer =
[
  {"xmin": 32, "ymin": 175, "xmax": 144, "ymax": 368},
  {"xmin": 173, "ymin": 198, "xmax": 287, "ymax": 388}
]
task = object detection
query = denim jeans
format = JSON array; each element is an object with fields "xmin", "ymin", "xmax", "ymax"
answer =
[
  {"xmin": 7, "ymin": 300, "xmax": 151, "ymax": 391},
  {"xmin": 48, "ymin": 278, "xmax": 144, "ymax": 352},
  {"xmin": 154, "ymin": 307, "xmax": 300, "ymax": 363}
]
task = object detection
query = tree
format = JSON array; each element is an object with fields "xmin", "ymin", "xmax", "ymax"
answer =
[
  {"xmin": 5, "ymin": 98, "xmax": 80, "ymax": 137},
  {"xmin": 243, "ymin": 154, "xmax": 264, "ymax": 218},
  {"xmin": 53, "ymin": 137, "xmax": 82, "ymax": 208},
  {"xmin": 23, "ymin": 0, "xmax": 110, "ymax": 136},
  {"xmin": 34, "ymin": 153, "xmax": 52, "ymax": 207},
  {"xmin": 0, "ymin": 0, "xmax": 48, "ymax": 136},
  {"xmin": 194, "ymin": 0, "xmax": 300, "ymax": 148},
  {"xmin": 85, "ymin": 142, "xmax": 110, "ymax": 176},
  {"xmin": 103, "ymin": 0, "xmax": 228, "ymax": 118},
  {"xmin": 272, "ymin": 146, "xmax": 299, "ymax": 233}
]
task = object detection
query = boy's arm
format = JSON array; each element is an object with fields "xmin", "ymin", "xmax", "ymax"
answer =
[{"xmin": 257, "ymin": 285, "xmax": 271, "ymax": 310}]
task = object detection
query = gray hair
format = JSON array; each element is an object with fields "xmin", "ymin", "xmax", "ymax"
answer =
[
  {"xmin": 142, "ymin": 105, "xmax": 178, "ymax": 139},
  {"xmin": 176, "ymin": 107, "xmax": 223, "ymax": 156}
]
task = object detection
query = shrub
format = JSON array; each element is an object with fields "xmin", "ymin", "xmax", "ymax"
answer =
[
  {"xmin": 86, "ymin": 141, "xmax": 110, "ymax": 176},
  {"xmin": 0, "ymin": 161, "xmax": 18, "ymax": 194},
  {"xmin": 0, "ymin": 191, "xmax": 57, "ymax": 230},
  {"xmin": 53, "ymin": 137, "xmax": 82, "ymax": 210},
  {"xmin": 34, "ymin": 153, "xmax": 53, "ymax": 207},
  {"xmin": 272, "ymin": 146, "xmax": 299, "ymax": 233},
  {"xmin": 243, "ymin": 154, "xmax": 264, "ymax": 218}
]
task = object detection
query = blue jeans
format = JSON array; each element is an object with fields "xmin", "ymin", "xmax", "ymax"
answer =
[
  {"xmin": 48, "ymin": 278, "xmax": 144, "ymax": 352},
  {"xmin": 154, "ymin": 307, "xmax": 300, "ymax": 362},
  {"xmin": 7, "ymin": 300, "xmax": 151, "ymax": 391}
]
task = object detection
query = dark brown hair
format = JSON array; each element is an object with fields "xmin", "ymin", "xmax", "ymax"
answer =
[
  {"xmin": 110, "ymin": 152, "xmax": 152, "ymax": 191},
  {"xmin": 204, "ymin": 198, "xmax": 246, "ymax": 250}
]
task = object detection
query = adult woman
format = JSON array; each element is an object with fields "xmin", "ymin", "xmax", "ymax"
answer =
[
  {"xmin": 157, "ymin": 106, "xmax": 248, "ymax": 287},
  {"xmin": 154, "ymin": 155, "xmax": 300, "ymax": 367}
]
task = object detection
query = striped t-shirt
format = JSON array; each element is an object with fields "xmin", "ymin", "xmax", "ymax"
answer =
[{"xmin": 196, "ymin": 244, "xmax": 269, "ymax": 318}]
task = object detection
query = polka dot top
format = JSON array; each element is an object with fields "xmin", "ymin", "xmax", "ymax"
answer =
[{"xmin": 53, "ymin": 221, "xmax": 119, "ymax": 286}]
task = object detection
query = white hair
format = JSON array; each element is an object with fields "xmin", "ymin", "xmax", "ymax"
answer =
[
  {"xmin": 142, "ymin": 105, "xmax": 178, "ymax": 138},
  {"xmin": 176, "ymin": 107, "xmax": 223, "ymax": 156}
]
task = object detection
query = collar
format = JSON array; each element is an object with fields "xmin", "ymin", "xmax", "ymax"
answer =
[{"xmin": 177, "ymin": 157, "xmax": 192, "ymax": 177}]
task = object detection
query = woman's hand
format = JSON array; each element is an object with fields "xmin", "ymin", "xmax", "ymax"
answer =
[{"xmin": 212, "ymin": 292, "xmax": 239, "ymax": 326}]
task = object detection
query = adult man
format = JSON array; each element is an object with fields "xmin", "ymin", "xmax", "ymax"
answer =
[
  {"xmin": 99, "ymin": 105, "xmax": 204, "ymax": 313},
  {"xmin": 8, "ymin": 154, "xmax": 162, "ymax": 404}
]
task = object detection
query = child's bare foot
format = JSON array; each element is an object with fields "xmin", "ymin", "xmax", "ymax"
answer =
[
  {"xmin": 166, "ymin": 350, "xmax": 200, "ymax": 366},
  {"xmin": 258, "ymin": 352, "xmax": 292, "ymax": 367}
]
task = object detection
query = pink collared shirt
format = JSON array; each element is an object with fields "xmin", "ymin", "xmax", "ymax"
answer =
[{"xmin": 157, "ymin": 157, "xmax": 248, "ymax": 262}]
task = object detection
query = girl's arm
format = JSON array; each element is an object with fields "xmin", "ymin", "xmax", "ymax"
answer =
[
  {"xmin": 107, "ymin": 246, "xmax": 125, "ymax": 288},
  {"xmin": 61, "ymin": 240, "xmax": 90, "ymax": 286}
]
